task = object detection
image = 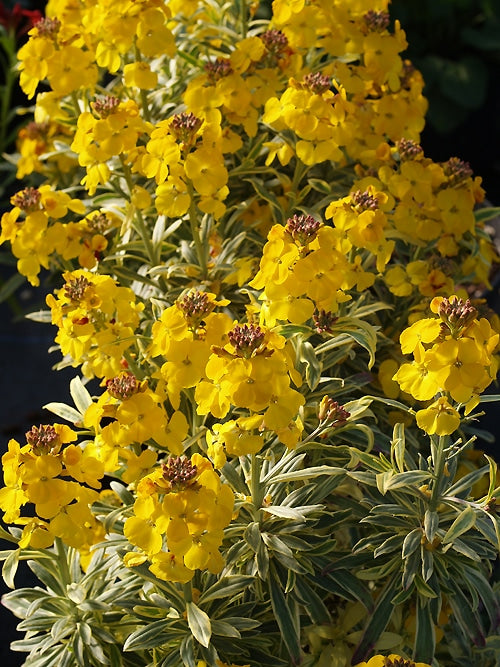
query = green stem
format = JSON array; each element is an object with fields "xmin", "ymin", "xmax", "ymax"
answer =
[
  {"xmin": 250, "ymin": 453, "xmax": 264, "ymax": 516},
  {"xmin": 119, "ymin": 157, "xmax": 157, "ymax": 266},
  {"xmin": 187, "ymin": 180, "xmax": 208, "ymax": 279},
  {"xmin": 54, "ymin": 537, "xmax": 72, "ymax": 586},
  {"xmin": 429, "ymin": 435, "xmax": 447, "ymax": 512},
  {"xmin": 240, "ymin": 0, "xmax": 248, "ymax": 38},
  {"xmin": 183, "ymin": 581, "xmax": 193, "ymax": 603}
]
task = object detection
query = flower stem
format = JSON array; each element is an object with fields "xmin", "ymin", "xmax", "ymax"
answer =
[
  {"xmin": 250, "ymin": 453, "xmax": 264, "ymax": 516},
  {"xmin": 430, "ymin": 435, "xmax": 447, "ymax": 512},
  {"xmin": 187, "ymin": 180, "xmax": 208, "ymax": 279},
  {"xmin": 54, "ymin": 537, "xmax": 71, "ymax": 586}
]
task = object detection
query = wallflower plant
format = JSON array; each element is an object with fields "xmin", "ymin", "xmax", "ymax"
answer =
[{"xmin": 0, "ymin": 0, "xmax": 500, "ymax": 666}]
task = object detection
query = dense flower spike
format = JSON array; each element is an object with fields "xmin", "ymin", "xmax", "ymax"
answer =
[{"xmin": 0, "ymin": 0, "xmax": 499, "ymax": 665}]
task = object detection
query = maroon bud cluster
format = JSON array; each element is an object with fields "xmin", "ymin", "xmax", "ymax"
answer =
[
  {"xmin": 26, "ymin": 424, "xmax": 58, "ymax": 455},
  {"xmin": 23, "ymin": 121, "xmax": 49, "ymax": 140},
  {"xmin": 205, "ymin": 58, "xmax": 233, "ymax": 82},
  {"xmin": 260, "ymin": 29, "xmax": 288, "ymax": 55},
  {"xmin": 443, "ymin": 157, "xmax": 473, "ymax": 184},
  {"xmin": 396, "ymin": 138, "xmax": 423, "ymax": 161},
  {"xmin": 106, "ymin": 373, "xmax": 140, "ymax": 400},
  {"xmin": 162, "ymin": 456, "xmax": 198, "ymax": 491},
  {"xmin": 11, "ymin": 187, "xmax": 41, "ymax": 212},
  {"xmin": 63, "ymin": 275, "xmax": 93, "ymax": 302},
  {"xmin": 87, "ymin": 212, "xmax": 113, "ymax": 234},
  {"xmin": 363, "ymin": 9, "xmax": 390, "ymax": 32},
  {"xmin": 170, "ymin": 111, "xmax": 203, "ymax": 146},
  {"xmin": 34, "ymin": 16, "xmax": 60, "ymax": 38},
  {"xmin": 303, "ymin": 72, "xmax": 331, "ymax": 95},
  {"xmin": 178, "ymin": 290, "xmax": 215, "ymax": 328},
  {"xmin": 351, "ymin": 189, "xmax": 379, "ymax": 211},
  {"xmin": 383, "ymin": 658, "xmax": 416, "ymax": 667},
  {"xmin": 92, "ymin": 95, "xmax": 120, "ymax": 118},
  {"xmin": 229, "ymin": 323, "xmax": 266, "ymax": 357},
  {"xmin": 318, "ymin": 397, "xmax": 350, "ymax": 427},
  {"xmin": 438, "ymin": 296, "xmax": 477, "ymax": 338},
  {"xmin": 286, "ymin": 213, "xmax": 321, "ymax": 245},
  {"xmin": 313, "ymin": 309, "xmax": 338, "ymax": 334}
]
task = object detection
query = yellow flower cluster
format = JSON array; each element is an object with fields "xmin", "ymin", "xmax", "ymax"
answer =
[
  {"xmin": 0, "ymin": 423, "xmax": 104, "ymax": 549},
  {"xmin": 394, "ymin": 295, "xmax": 499, "ymax": 434},
  {"xmin": 251, "ymin": 213, "xmax": 353, "ymax": 325},
  {"xmin": 196, "ymin": 322, "xmax": 304, "ymax": 448},
  {"xmin": 46, "ymin": 269, "xmax": 144, "ymax": 378},
  {"xmin": 83, "ymin": 371, "xmax": 188, "ymax": 474},
  {"xmin": 123, "ymin": 453, "xmax": 234, "ymax": 582},
  {"xmin": 0, "ymin": 185, "xmax": 121, "ymax": 285}
]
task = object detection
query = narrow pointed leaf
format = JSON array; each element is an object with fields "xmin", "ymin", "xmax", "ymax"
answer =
[{"xmin": 186, "ymin": 601, "xmax": 212, "ymax": 648}]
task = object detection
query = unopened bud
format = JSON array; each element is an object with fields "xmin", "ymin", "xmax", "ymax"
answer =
[
  {"xmin": 228, "ymin": 323, "xmax": 266, "ymax": 358},
  {"xmin": 303, "ymin": 72, "xmax": 331, "ymax": 94},
  {"xmin": 285, "ymin": 213, "xmax": 321, "ymax": 245},
  {"xmin": 106, "ymin": 373, "xmax": 140, "ymax": 400},
  {"xmin": 26, "ymin": 424, "xmax": 59, "ymax": 455},
  {"xmin": 396, "ymin": 138, "xmax": 424, "ymax": 161},
  {"xmin": 318, "ymin": 397, "xmax": 350, "ymax": 427},
  {"xmin": 11, "ymin": 187, "xmax": 41, "ymax": 212},
  {"xmin": 162, "ymin": 456, "xmax": 198, "ymax": 491}
]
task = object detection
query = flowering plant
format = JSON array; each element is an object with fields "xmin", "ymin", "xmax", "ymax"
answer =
[{"xmin": 1, "ymin": 0, "xmax": 500, "ymax": 666}]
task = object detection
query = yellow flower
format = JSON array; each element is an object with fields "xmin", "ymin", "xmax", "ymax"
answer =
[
  {"xmin": 355, "ymin": 655, "xmax": 430, "ymax": 667},
  {"xmin": 123, "ymin": 61, "xmax": 158, "ymax": 89},
  {"xmin": 416, "ymin": 396, "xmax": 461, "ymax": 436}
]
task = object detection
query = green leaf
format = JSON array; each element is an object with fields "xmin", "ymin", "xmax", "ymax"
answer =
[
  {"xmin": 485, "ymin": 455, "xmax": 498, "ymax": 501},
  {"xmin": 332, "ymin": 318, "xmax": 378, "ymax": 369},
  {"xmin": 43, "ymin": 402, "xmax": 84, "ymax": 426},
  {"xmin": 270, "ymin": 465, "xmax": 345, "ymax": 483},
  {"xmin": 268, "ymin": 569, "xmax": 301, "ymax": 664},
  {"xmin": 180, "ymin": 635, "xmax": 196, "ymax": 667},
  {"xmin": 307, "ymin": 178, "xmax": 331, "ymax": 194},
  {"xmin": 311, "ymin": 568, "xmax": 374, "ymax": 611},
  {"xmin": 414, "ymin": 573, "xmax": 437, "ymax": 599},
  {"xmin": 391, "ymin": 422, "xmax": 406, "ymax": 473},
  {"xmin": 374, "ymin": 534, "xmax": 403, "ymax": 558},
  {"xmin": 210, "ymin": 620, "xmax": 241, "ymax": 638},
  {"xmin": 298, "ymin": 339, "xmax": 321, "ymax": 390},
  {"xmin": 69, "ymin": 376, "xmax": 93, "ymax": 415},
  {"xmin": 421, "ymin": 547, "xmax": 434, "ymax": 582},
  {"xmin": 2, "ymin": 548, "xmax": 19, "ymax": 589},
  {"xmin": 447, "ymin": 580, "xmax": 486, "ymax": 647},
  {"xmin": 351, "ymin": 576, "xmax": 399, "ymax": 663},
  {"xmin": 442, "ymin": 505, "xmax": 476, "ymax": 544},
  {"xmin": 385, "ymin": 470, "xmax": 431, "ymax": 492},
  {"xmin": 24, "ymin": 309, "xmax": 53, "ymax": 323},
  {"xmin": 255, "ymin": 540, "xmax": 269, "ymax": 580},
  {"xmin": 402, "ymin": 528, "xmax": 422, "ymax": 559},
  {"xmin": 186, "ymin": 601, "xmax": 212, "ymax": 648},
  {"xmin": 0, "ymin": 525, "xmax": 19, "ymax": 545},
  {"xmin": 262, "ymin": 505, "xmax": 308, "ymax": 520},
  {"xmin": 244, "ymin": 522, "xmax": 261, "ymax": 552},
  {"xmin": 123, "ymin": 620, "xmax": 180, "ymax": 651},
  {"xmin": 424, "ymin": 510, "xmax": 439, "ymax": 543},
  {"xmin": 402, "ymin": 549, "xmax": 420, "ymax": 591},
  {"xmin": 474, "ymin": 208, "xmax": 500, "ymax": 225},
  {"xmin": 109, "ymin": 481, "xmax": 135, "ymax": 505},
  {"xmin": 413, "ymin": 596, "xmax": 435, "ymax": 663},
  {"xmin": 200, "ymin": 575, "xmax": 255, "ymax": 603},
  {"xmin": 294, "ymin": 576, "xmax": 331, "ymax": 624}
]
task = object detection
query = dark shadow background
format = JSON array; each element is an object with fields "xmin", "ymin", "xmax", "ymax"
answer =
[{"xmin": 0, "ymin": 0, "xmax": 499, "ymax": 663}]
